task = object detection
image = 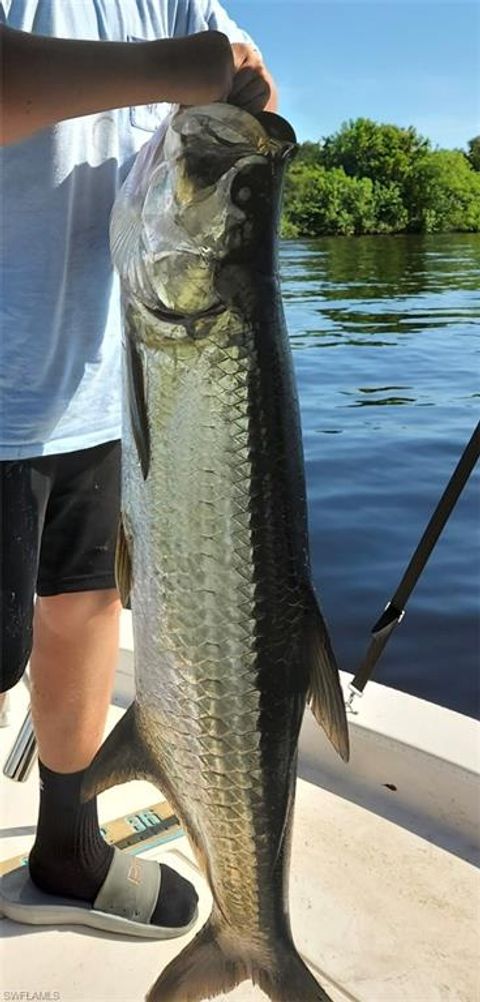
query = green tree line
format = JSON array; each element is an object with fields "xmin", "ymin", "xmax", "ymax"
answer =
[{"xmin": 281, "ymin": 120, "xmax": 480, "ymax": 237}]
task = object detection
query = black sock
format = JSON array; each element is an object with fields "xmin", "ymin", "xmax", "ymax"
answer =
[
  {"xmin": 29, "ymin": 760, "xmax": 198, "ymax": 927},
  {"xmin": 29, "ymin": 760, "xmax": 114, "ymax": 901}
]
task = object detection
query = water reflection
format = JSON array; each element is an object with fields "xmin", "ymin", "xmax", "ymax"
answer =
[
  {"xmin": 346, "ymin": 395, "xmax": 416, "ymax": 407},
  {"xmin": 279, "ymin": 234, "xmax": 480, "ymax": 718},
  {"xmin": 281, "ymin": 233, "xmax": 480, "ymax": 300},
  {"xmin": 345, "ymin": 386, "xmax": 415, "ymax": 408},
  {"xmin": 283, "ymin": 235, "xmax": 480, "ymax": 351}
]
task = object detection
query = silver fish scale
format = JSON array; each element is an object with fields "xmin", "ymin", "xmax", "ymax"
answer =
[{"xmin": 123, "ymin": 315, "xmax": 306, "ymax": 943}]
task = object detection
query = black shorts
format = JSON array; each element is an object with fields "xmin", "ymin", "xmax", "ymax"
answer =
[{"xmin": 0, "ymin": 441, "xmax": 121, "ymax": 692}]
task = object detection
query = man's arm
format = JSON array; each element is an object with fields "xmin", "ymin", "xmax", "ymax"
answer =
[{"xmin": 0, "ymin": 25, "xmax": 234, "ymax": 145}]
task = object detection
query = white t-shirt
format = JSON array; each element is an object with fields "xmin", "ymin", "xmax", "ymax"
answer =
[{"xmin": 0, "ymin": 0, "xmax": 253, "ymax": 458}]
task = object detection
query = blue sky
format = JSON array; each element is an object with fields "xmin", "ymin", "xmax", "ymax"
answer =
[{"xmin": 227, "ymin": 1, "xmax": 479, "ymax": 149}]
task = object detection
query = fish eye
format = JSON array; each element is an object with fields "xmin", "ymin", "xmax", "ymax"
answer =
[{"xmin": 237, "ymin": 187, "xmax": 251, "ymax": 203}]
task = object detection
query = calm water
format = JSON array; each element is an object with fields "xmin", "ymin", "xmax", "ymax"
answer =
[{"xmin": 279, "ymin": 234, "xmax": 480, "ymax": 718}]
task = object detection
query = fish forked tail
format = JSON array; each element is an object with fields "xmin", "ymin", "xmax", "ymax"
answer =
[{"xmin": 146, "ymin": 917, "xmax": 333, "ymax": 1002}]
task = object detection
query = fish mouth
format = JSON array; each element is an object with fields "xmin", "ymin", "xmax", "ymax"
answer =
[{"xmin": 253, "ymin": 111, "xmax": 297, "ymax": 151}]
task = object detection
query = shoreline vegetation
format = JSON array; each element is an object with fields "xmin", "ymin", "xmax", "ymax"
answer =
[{"xmin": 281, "ymin": 120, "xmax": 480, "ymax": 238}]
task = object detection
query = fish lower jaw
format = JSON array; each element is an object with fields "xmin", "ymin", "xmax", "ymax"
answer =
[{"xmin": 133, "ymin": 295, "xmax": 226, "ymax": 332}]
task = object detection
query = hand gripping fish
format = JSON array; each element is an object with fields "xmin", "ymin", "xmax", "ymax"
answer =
[{"xmin": 83, "ymin": 104, "xmax": 349, "ymax": 1002}]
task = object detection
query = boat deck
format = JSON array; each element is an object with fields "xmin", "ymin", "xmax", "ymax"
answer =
[{"xmin": 1, "ymin": 642, "xmax": 479, "ymax": 1002}]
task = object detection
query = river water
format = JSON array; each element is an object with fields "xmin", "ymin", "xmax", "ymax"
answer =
[{"xmin": 280, "ymin": 233, "xmax": 479, "ymax": 718}]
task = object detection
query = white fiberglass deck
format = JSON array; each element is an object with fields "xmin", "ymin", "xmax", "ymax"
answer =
[{"xmin": 1, "ymin": 620, "xmax": 479, "ymax": 1002}]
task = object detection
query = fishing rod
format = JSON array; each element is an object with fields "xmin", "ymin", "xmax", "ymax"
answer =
[{"xmin": 346, "ymin": 421, "xmax": 480, "ymax": 712}]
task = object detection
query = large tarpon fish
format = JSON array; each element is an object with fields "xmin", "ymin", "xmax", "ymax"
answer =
[{"xmin": 83, "ymin": 104, "xmax": 349, "ymax": 1002}]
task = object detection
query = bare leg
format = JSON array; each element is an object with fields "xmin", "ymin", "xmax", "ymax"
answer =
[
  {"xmin": 30, "ymin": 589, "xmax": 121, "ymax": 773},
  {"xmin": 0, "ymin": 691, "xmax": 9, "ymax": 726}
]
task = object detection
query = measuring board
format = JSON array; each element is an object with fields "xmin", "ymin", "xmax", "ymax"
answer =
[{"xmin": 0, "ymin": 801, "xmax": 184, "ymax": 876}]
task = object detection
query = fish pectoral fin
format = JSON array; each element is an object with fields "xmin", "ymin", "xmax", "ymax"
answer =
[
  {"xmin": 126, "ymin": 330, "xmax": 150, "ymax": 480},
  {"xmin": 81, "ymin": 703, "xmax": 155, "ymax": 802},
  {"xmin": 115, "ymin": 515, "xmax": 132, "ymax": 608},
  {"xmin": 147, "ymin": 924, "xmax": 332, "ymax": 1002},
  {"xmin": 305, "ymin": 586, "xmax": 350, "ymax": 763}
]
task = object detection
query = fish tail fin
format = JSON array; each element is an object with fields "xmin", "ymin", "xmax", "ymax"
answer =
[
  {"xmin": 256, "ymin": 946, "xmax": 334, "ymax": 1002},
  {"xmin": 147, "ymin": 920, "xmax": 332, "ymax": 1002},
  {"xmin": 306, "ymin": 585, "xmax": 350, "ymax": 763},
  {"xmin": 146, "ymin": 919, "xmax": 247, "ymax": 1001}
]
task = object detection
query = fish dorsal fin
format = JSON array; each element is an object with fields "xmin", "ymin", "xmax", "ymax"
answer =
[
  {"xmin": 126, "ymin": 332, "xmax": 150, "ymax": 480},
  {"xmin": 305, "ymin": 585, "xmax": 350, "ymax": 762},
  {"xmin": 115, "ymin": 516, "xmax": 132, "ymax": 608}
]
